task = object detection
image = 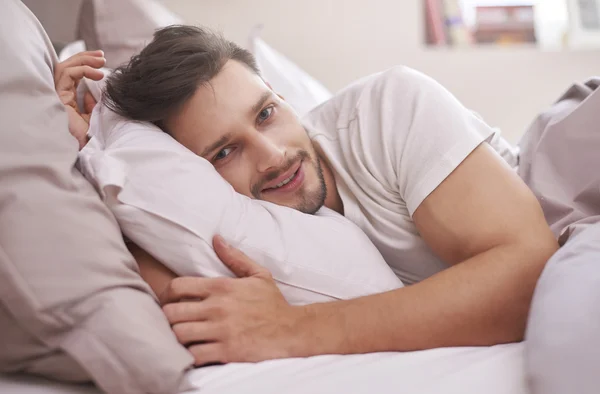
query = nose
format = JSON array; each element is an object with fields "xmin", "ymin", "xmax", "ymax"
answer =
[{"xmin": 255, "ymin": 134, "xmax": 286, "ymax": 173}]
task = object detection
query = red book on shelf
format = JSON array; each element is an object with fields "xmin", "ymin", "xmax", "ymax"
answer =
[{"xmin": 425, "ymin": 0, "xmax": 447, "ymax": 45}]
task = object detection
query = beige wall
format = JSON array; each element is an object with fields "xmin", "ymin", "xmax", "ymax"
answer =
[
  {"xmin": 23, "ymin": 0, "xmax": 600, "ymax": 142},
  {"xmin": 164, "ymin": 0, "xmax": 600, "ymax": 143}
]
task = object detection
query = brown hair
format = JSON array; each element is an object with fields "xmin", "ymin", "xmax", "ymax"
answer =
[{"xmin": 103, "ymin": 25, "xmax": 259, "ymax": 129}]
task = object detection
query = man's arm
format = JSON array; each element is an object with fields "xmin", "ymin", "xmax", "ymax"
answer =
[
  {"xmin": 158, "ymin": 143, "xmax": 558, "ymax": 365},
  {"xmin": 293, "ymin": 143, "xmax": 558, "ymax": 353},
  {"xmin": 128, "ymin": 243, "xmax": 177, "ymax": 300}
]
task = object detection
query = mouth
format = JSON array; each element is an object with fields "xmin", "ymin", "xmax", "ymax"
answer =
[{"xmin": 262, "ymin": 160, "xmax": 305, "ymax": 195}]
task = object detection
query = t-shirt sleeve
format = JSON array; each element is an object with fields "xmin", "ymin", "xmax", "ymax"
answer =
[{"xmin": 354, "ymin": 66, "xmax": 497, "ymax": 216}]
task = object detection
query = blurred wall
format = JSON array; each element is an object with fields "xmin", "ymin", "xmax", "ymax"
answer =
[
  {"xmin": 23, "ymin": 0, "xmax": 600, "ymax": 142},
  {"xmin": 164, "ymin": 0, "xmax": 600, "ymax": 143}
]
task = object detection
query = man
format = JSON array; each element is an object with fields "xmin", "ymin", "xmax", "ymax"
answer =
[{"xmin": 59, "ymin": 25, "xmax": 558, "ymax": 367}]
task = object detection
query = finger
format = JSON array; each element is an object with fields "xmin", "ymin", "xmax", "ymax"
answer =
[
  {"xmin": 64, "ymin": 106, "xmax": 90, "ymax": 149},
  {"xmin": 60, "ymin": 55, "xmax": 106, "ymax": 71},
  {"xmin": 159, "ymin": 277, "xmax": 212, "ymax": 305},
  {"xmin": 56, "ymin": 66, "xmax": 104, "ymax": 92},
  {"xmin": 78, "ymin": 135, "xmax": 89, "ymax": 151},
  {"xmin": 64, "ymin": 65, "xmax": 105, "ymax": 81},
  {"xmin": 58, "ymin": 90, "xmax": 76, "ymax": 107},
  {"xmin": 213, "ymin": 235, "xmax": 267, "ymax": 278},
  {"xmin": 172, "ymin": 322, "xmax": 221, "ymax": 345},
  {"xmin": 55, "ymin": 54, "xmax": 106, "ymax": 85},
  {"xmin": 188, "ymin": 343, "xmax": 226, "ymax": 366},
  {"xmin": 59, "ymin": 51, "xmax": 105, "ymax": 70},
  {"xmin": 83, "ymin": 91, "xmax": 97, "ymax": 114},
  {"xmin": 163, "ymin": 301, "xmax": 209, "ymax": 325},
  {"xmin": 55, "ymin": 66, "xmax": 104, "ymax": 93}
]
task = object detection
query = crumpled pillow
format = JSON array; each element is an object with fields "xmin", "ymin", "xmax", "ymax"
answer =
[
  {"xmin": 520, "ymin": 77, "xmax": 600, "ymax": 394},
  {"xmin": 78, "ymin": 102, "xmax": 404, "ymax": 306},
  {"xmin": 525, "ymin": 220, "xmax": 600, "ymax": 394},
  {"xmin": 0, "ymin": 2, "xmax": 193, "ymax": 393},
  {"xmin": 517, "ymin": 77, "xmax": 600, "ymax": 238}
]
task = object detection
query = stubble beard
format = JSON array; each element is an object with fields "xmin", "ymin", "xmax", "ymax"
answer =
[{"xmin": 252, "ymin": 150, "xmax": 327, "ymax": 214}]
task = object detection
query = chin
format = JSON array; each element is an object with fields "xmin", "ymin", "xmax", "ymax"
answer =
[
  {"xmin": 271, "ymin": 198, "xmax": 304, "ymax": 210},
  {"xmin": 265, "ymin": 193, "xmax": 322, "ymax": 214}
]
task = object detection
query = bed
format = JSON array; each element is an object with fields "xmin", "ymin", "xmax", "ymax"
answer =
[
  {"xmin": 0, "ymin": 343, "xmax": 526, "ymax": 394},
  {"xmin": 5, "ymin": 1, "xmax": 598, "ymax": 394}
]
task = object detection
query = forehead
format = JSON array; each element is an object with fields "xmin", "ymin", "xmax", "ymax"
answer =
[{"xmin": 168, "ymin": 60, "xmax": 269, "ymax": 150}]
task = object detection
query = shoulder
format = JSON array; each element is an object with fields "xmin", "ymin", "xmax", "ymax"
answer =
[
  {"xmin": 302, "ymin": 66, "xmax": 435, "ymax": 135},
  {"xmin": 338, "ymin": 66, "xmax": 441, "ymax": 111},
  {"xmin": 356, "ymin": 66, "xmax": 462, "ymax": 115},
  {"xmin": 364, "ymin": 65, "xmax": 439, "ymax": 92}
]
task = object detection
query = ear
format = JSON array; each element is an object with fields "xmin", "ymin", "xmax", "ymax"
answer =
[{"xmin": 265, "ymin": 81, "xmax": 285, "ymax": 101}]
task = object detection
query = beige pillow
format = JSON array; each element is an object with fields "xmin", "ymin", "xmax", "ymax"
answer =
[
  {"xmin": 0, "ymin": 2, "xmax": 192, "ymax": 393},
  {"xmin": 517, "ymin": 77, "xmax": 600, "ymax": 238},
  {"xmin": 77, "ymin": 0, "xmax": 183, "ymax": 68}
]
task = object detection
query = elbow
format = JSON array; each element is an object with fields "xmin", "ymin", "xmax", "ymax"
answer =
[
  {"xmin": 518, "ymin": 193, "xmax": 560, "ymax": 271},
  {"xmin": 504, "ymin": 231, "xmax": 559, "ymax": 342},
  {"xmin": 518, "ymin": 225, "xmax": 560, "ymax": 276}
]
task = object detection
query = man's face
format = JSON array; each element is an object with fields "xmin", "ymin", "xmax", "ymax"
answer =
[{"xmin": 166, "ymin": 60, "xmax": 326, "ymax": 214}]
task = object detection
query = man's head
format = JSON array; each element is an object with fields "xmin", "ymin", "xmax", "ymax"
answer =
[{"xmin": 104, "ymin": 25, "xmax": 326, "ymax": 214}]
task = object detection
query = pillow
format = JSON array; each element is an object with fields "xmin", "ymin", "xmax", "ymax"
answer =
[
  {"xmin": 78, "ymin": 103, "xmax": 403, "ymax": 306},
  {"xmin": 525, "ymin": 220, "xmax": 600, "ymax": 394},
  {"xmin": 519, "ymin": 77, "xmax": 600, "ymax": 394},
  {"xmin": 517, "ymin": 77, "xmax": 600, "ymax": 237},
  {"xmin": 0, "ymin": 2, "xmax": 192, "ymax": 393},
  {"xmin": 248, "ymin": 26, "xmax": 333, "ymax": 117},
  {"xmin": 77, "ymin": 0, "xmax": 183, "ymax": 68}
]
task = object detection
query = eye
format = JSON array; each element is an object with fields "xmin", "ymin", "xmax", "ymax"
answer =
[
  {"xmin": 257, "ymin": 106, "xmax": 274, "ymax": 124},
  {"xmin": 213, "ymin": 147, "xmax": 235, "ymax": 161}
]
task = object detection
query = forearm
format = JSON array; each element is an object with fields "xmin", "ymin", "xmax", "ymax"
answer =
[
  {"xmin": 293, "ymin": 241, "xmax": 557, "ymax": 356},
  {"xmin": 128, "ymin": 243, "xmax": 177, "ymax": 300}
]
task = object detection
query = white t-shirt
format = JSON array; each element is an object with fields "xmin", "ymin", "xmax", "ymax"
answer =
[{"xmin": 303, "ymin": 66, "xmax": 515, "ymax": 284}]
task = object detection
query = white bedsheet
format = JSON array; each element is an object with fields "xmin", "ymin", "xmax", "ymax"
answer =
[{"xmin": 1, "ymin": 343, "xmax": 527, "ymax": 394}]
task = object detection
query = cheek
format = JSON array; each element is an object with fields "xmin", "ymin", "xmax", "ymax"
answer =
[
  {"xmin": 278, "ymin": 124, "xmax": 313, "ymax": 153},
  {"xmin": 272, "ymin": 108, "xmax": 310, "ymax": 146},
  {"xmin": 216, "ymin": 162, "xmax": 254, "ymax": 198}
]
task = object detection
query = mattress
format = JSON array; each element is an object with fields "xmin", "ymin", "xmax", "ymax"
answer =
[{"xmin": 0, "ymin": 343, "xmax": 527, "ymax": 394}]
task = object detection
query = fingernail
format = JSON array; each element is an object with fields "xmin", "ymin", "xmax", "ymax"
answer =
[{"xmin": 216, "ymin": 235, "xmax": 230, "ymax": 249}]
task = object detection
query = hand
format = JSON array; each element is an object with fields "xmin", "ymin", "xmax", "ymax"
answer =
[
  {"xmin": 160, "ymin": 236, "xmax": 307, "ymax": 365},
  {"xmin": 54, "ymin": 50, "xmax": 105, "ymax": 150}
]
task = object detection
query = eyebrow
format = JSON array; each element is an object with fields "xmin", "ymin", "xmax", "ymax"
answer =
[
  {"xmin": 200, "ymin": 132, "xmax": 234, "ymax": 158},
  {"xmin": 251, "ymin": 91, "xmax": 273, "ymax": 115},
  {"xmin": 200, "ymin": 91, "xmax": 273, "ymax": 159}
]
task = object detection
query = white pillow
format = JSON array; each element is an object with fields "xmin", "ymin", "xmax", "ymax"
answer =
[
  {"xmin": 248, "ymin": 26, "xmax": 333, "ymax": 117},
  {"xmin": 78, "ymin": 104, "xmax": 403, "ymax": 306}
]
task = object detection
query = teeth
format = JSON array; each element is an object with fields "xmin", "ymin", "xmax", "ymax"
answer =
[{"xmin": 274, "ymin": 172, "xmax": 295, "ymax": 188}]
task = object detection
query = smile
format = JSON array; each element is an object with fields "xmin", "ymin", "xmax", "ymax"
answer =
[
  {"xmin": 274, "ymin": 171, "xmax": 297, "ymax": 188},
  {"xmin": 262, "ymin": 161, "xmax": 305, "ymax": 194}
]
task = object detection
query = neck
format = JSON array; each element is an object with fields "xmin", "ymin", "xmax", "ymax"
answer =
[{"xmin": 316, "ymin": 148, "xmax": 344, "ymax": 215}]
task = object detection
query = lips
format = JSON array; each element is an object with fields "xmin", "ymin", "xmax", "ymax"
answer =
[{"xmin": 262, "ymin": 160, "xmax": 303, "ymax": 192}]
